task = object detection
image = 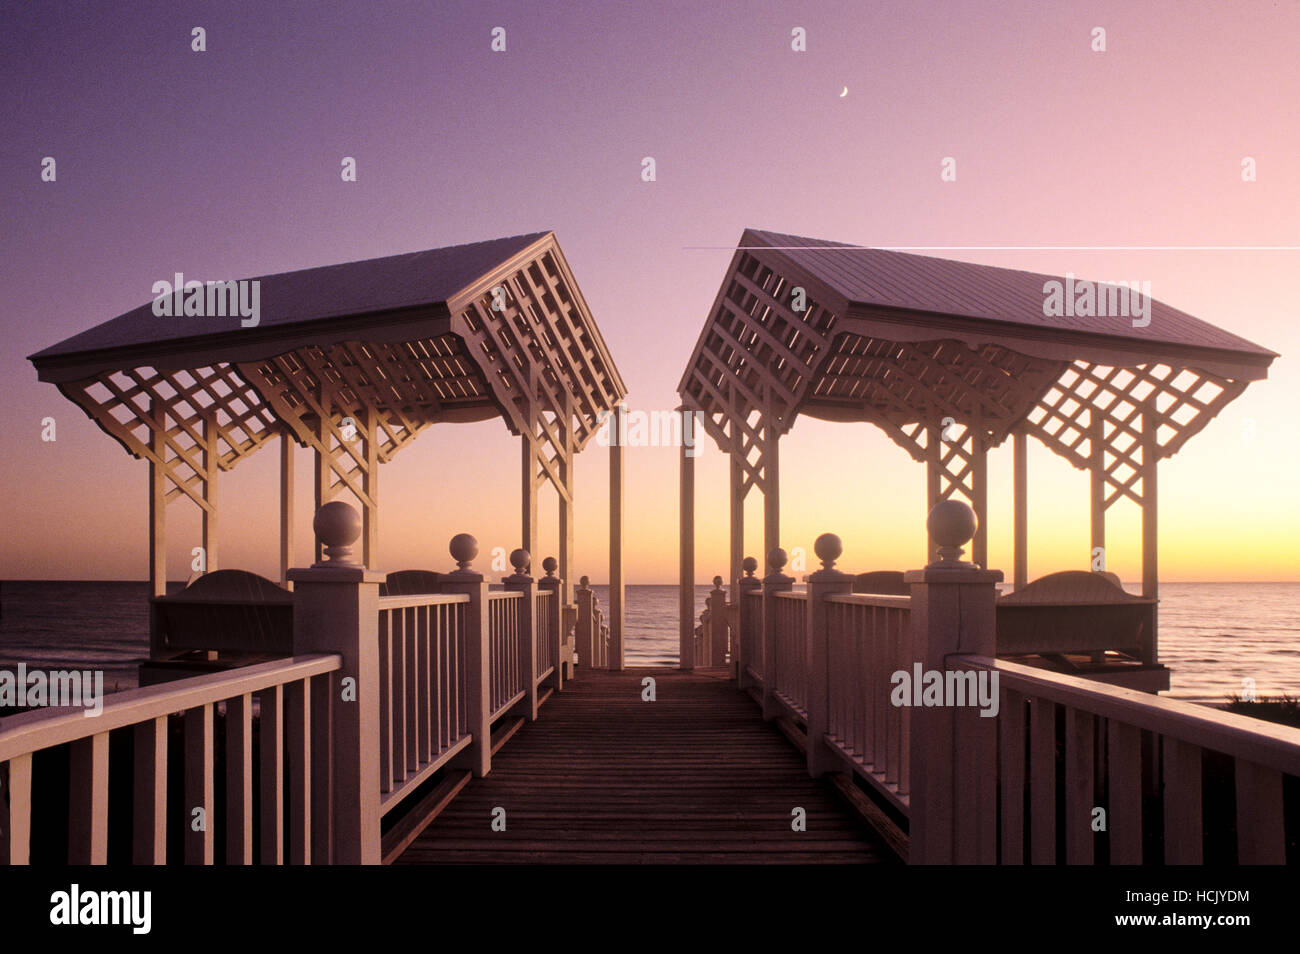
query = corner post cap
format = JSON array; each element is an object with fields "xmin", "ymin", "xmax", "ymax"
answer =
[
  {"xmin": 712, "ymin": 575, "xmax": 724, "ymax": 588},
  {"xmin": 509, "ymin": 548, "xmax": 530, "ymax": 573},
  {"xmin": 742, "ymin": 556, "xmax": 759, "ymax": 577},
  {"xmin": 449, "ymin": 533, "xmax": 478, "ymax": 572},
  {"xmin": 313, "ymin": 501, "xmax": 362, "ymax": 566},
  {"xmin": 542, "ymin": 556, "xmax": 558, "ymax": 578},
  {"xmin": 928, "ymin": 499, "xmax": 978, "ymax": 566},
  {"xmin": 579, "ymin": 575, "xmax": 590, "ymax": 588},
  {"xmin": 768, "ymin": 548, "xmax": 788, "ymax": 572},
  {"xmin": 814, "ymin": 533, "xmax": 842, "ymax": 570}
]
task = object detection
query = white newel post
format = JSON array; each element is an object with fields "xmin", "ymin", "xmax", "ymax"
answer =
[
  {"xmin": 905, "ymin": 500, "xmax": 1001, "ymax": 865},
  {"xmin": 708, "ymin": 576, "xmax": 728, "ymax": 667},
  {"xmin": 576, "ymin": 576, "xmax": 594, "ymax": 669},
  {"xmin": 805, "ymin": 533, "xmax": 852, "ymax": 778},
  {"xmin": 736, "ymin": 557, "xmax": 761, "ymax": 687},
  {"xmin": 761, "ymin": 547, "xmax": 793, "ymax": 721},
  {"xmin": 288, "ymin": 501, "xmax": 383, "ymax": 865},
  {"xmin": 504, "ymin": 548, "xmax": 539, "ymax": 721},
  {"xmin": 538, "ymin": 557, "xmax": 564, "ymax": 690},
  {"xmin": 441, "ymin": 533, "xmax": 492, "ymax": 778}
]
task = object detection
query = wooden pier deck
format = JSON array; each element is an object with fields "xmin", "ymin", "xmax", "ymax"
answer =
[{"xmin": 395, "ymin": 668, "xmax": 893, "ymax": 864}]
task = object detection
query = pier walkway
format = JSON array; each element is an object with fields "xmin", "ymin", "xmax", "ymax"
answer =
[{"xmin": 395, "ymin": 668, "xmax": 891, "ymax": 864}]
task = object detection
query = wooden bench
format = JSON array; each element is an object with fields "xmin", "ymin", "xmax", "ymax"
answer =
[
  {"xmin": 996, "ymin": 570, "xmax": 1158, "ymax": 666},
  {"xmin": 142, "ymin": 570, "xmax": 294, "ymax": 685}
]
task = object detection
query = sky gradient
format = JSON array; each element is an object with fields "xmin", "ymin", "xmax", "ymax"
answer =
[{"xmin": 2, "ymin": 0, "xmax": 1299, "ymax": 584}]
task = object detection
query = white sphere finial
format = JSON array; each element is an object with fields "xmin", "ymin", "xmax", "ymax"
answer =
[
  {"xmin": 928, "ymin": 500, "xmax": 978, "ymax": 565},
  {"xmin": 314, "ymin": 501, "xmax": 362, "ymax": 565},
  {"xmin": 814, "ymin": 533, "xmax": 842, "ymax": 569},
  {"xmin": 449, "ymin": 533, "xmax": 478, "ymax": 571}
]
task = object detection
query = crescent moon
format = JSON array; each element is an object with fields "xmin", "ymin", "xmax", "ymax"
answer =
[{"xmin": 840, "ymin": 86, "xmax": 848, "ymax": 97}]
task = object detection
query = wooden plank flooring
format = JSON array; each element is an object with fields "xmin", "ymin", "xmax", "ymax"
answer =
[{"xmin": 396, "ymin": 668, "xmax": 892, "ymax": 864}]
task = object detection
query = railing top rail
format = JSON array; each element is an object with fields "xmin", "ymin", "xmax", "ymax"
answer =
[
  {"xmin": 744, "ymin": 589, "xmax": 762, "ymax": 598},
  {"xmin": 487, "ymin": 590, "xmax": 526, "ymax": 601},
  {"xmin": 826, "ymin": 593, "xmax": 911, "ymax": 608},
  {"xmin": 0, "ymin": 653, "xmax": 342, "ymax": 762},
  {"xmin": 377, "ymin": 593, "xmax": 472, "ymax": 611},
  {"xmin": 952, "ymin": 654, "xmax": 1300, "ymax": 777},
  {"xmin": 535, "ymin": 589, "xmax": 553, "ymax": 599},
  {"xmin": 774, "ymin": 590, "xmax": 808, "ymax": 601}
]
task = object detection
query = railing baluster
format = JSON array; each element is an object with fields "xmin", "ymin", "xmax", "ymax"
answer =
[
  {"xmin": 1107, "ymin": 719, "xmax": 1142, "ymax": 864},
  {"xmin": 1163, "ymin": 737, "xmax": 1203, "ymax": 863},
  {"xmin": 3, "ymin": 754, "xmax": 32, "ymax": 864},
  {"xmin": 133, "ymin": 716, "xmax": 167, "ymax": 864},
  {"xmin": 68, "ymin": 732, "xmax": 109, "ymax": 864},
  {"xmin": 1029, "ymin": 698, "xmax": 1056, "ymax": 864},
  {"xmin": 225, "ymin": 692, "xmax": 254, "ymax": 864},
  {"xmin": 999, "ymin": 689, "xmax": 1026, "ymax": 864},
  {"xmin": 257, "ymin": 686, "xmax": 284, "ymax": 865},
  {"xmin": 1234, "ymin": 759, "xmax": 1285, "ymax": 864},
  {"xmin": 379, "ymin": 609, "xmax": 392, "ymax": 792},
  {"xmin": 184, "ymin": 705, "xmax": 214, "ymax": 864},
  {"xmin": 285, "ymin": 679, "xmax": 311, "ymax": 864}
]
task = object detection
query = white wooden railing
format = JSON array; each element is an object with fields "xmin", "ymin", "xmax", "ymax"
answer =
[
  {"xmin": 0, "ymin": 507, "xmax": 572, "ymax": 865},
  {"xmin": 487, "ymin": 591, "xmax": 528, "ymax": 720},
  {"xmin": 377, "ymin": 593, "xmax": 472, "ymax": 814},
  {"xmin": 719, "ymin": 504, "xmax": 1300, "ymax": 864},
  {"xmin": 825, "ymin": 594, "xmax": 912, "ymax": 810},
  {"xmin": 0, "ymin": 654, "xmax": 340, "ymax": 865}
]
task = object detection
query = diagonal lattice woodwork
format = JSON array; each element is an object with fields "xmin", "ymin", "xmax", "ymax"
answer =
[
  {"xmin": 681, "ymin": 251, "xmax": 839, "ymax": 495},
  {"xmin": 453, "ymin": 247, "xmax": 625, "ymax": 500},
  {"xmin": 1025, "ymin": 360, "xmax": 1248, "ymax": 508},
  {"xmin": 59, "ymin": 364, "xmax": 279, "ymax": 510},
  {"xmin": 810, "ymin": 335, "xmax": 1069, "ymax": 460}
]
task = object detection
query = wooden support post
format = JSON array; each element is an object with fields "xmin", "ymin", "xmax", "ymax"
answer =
[
  {"xmin": 362, "ymin": 408, "xmax": 379, "ymax": 571},
  {"xmin": 708, "ymin": 577, "xmax": 728, "ymax": 667},
  {"xmin": 905, "ymin": 501, "xmax": 1002, "ymax": 864},
  {"xmin": 730, "ymin": 452, "xmax": 744, "ymax": 591},
  {"xmin": 735, "ymin": 559, "xmax": 761, "ymax": 688},
  {"xmin": 522, "ymin": 436, "xmax": 538, "ymax": 570},
  {"xmin": 576, "ymin": 577, "xmax": 594, "ymax": 669},
  {"xmin": 761, "ymin": 549, "xmax": 794, "ymax": 720},
  {"xmin": 1091, "ymin": 415, "xmax": 1106, "ymax": 570},
  {"xmin": 439, "ymin": 535, "xmax": 492, "ymax": 778},
  {"xmin": 763, "ymin": 423, "xmax": 780, "ymax": 561},
  {"xmin": 288, "ymin": 501, "xmax": 384, "ymax": 864},
  {"xmin": 202, "ymin": 414, "xmax": 218, "ymax": 573},
  {"xmin": 280, "ymin": 430, "xmax": 295, "ymax": 588},
  {"xmin": 313, "ymin": 390, "xmax": 331, "ymax": 564},
  {"xmin": 538, "ymin": 565, "xmax": 564, "ymax": 691},
  {"xmin": 971, "ymin": 433, "xmax": 988, "ymax": 570},
  {"xmin": 148, "ymin": 400, "xmax": 167, "ymax": 597},
  {"xmin": 805, "ymin": 536, "xmax": 852, "ymax": 777},
  {"xmin": 925, "ymin": 423, "xmax": 941, "ymax": 563},
  {"xmin": 1141, "ymin": 404, "xmax": 1160, "ymax": 664},
  {"xmin": 184, "ymin": 705, "xmax": 214, "ymax": 864},
  {"xmin": 504, "ymin": 554, "xmax": 540, "ymax": 720},
  {"xmin": 1142, "ymin": 413, "xmax": 1159, "ymax": 600},
  {"xmin": 679, "ymin": 408, "xmax": 695, "ymax": 671},
  {"xmin": 1013, "ymin": 429, "xmax": 1028, "ymax": 591},
  {"xmin": 609, "ymin": 405, "xmax": 625, "ymax": 671}
]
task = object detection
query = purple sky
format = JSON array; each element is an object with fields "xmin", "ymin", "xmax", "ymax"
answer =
[{"xmin": 3, "ymin": 0, "xmax": 1299, "ymax": 583}]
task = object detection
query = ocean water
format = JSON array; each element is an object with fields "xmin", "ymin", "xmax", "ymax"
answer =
[{"xmin": 1, "ymin": 581, "xmax": 1297, "ymax": 705}]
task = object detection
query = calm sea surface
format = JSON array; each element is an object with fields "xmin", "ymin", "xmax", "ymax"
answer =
[{"xmin": 1, "ymin": 581, "xmax": 1296, "ymax": 705}]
